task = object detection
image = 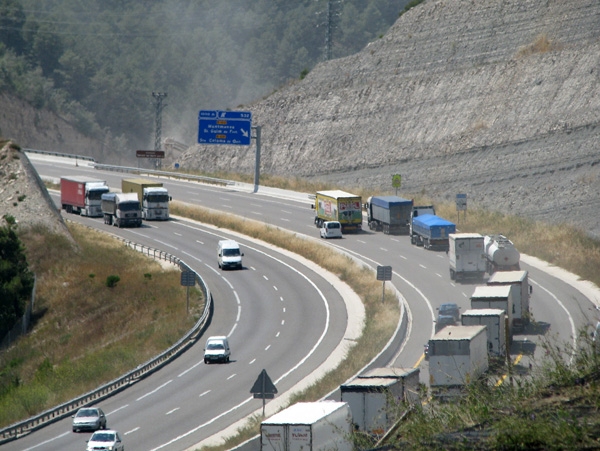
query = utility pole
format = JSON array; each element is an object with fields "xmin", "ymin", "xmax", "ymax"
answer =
[{"xmin": 152, "ymin": 92, "xmax": 167, "ymax": 169}]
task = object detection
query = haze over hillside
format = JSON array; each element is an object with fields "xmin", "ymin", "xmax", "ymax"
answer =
[{"xmin": 182, "ymin": 0, "xmax": 600, "ymax": 238}]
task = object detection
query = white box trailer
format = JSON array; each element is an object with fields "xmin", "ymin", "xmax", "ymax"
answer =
[
  {"xmin": 448, "ymin": 233, "xmax": 486, "ymax": 281},
  {"xmin": 461, "ymin": 309, "xmax": 507, "ymax": 356},
  {"xmin": 470, "ymin": 285, "xmax": 515, "ymax": 337},
  {"xmin": 340, "ymin": 367, "xmax": 419, "ymax": 434},
  {"xmin": 487, "ymin": 270, "xmax": 532, "ymax": 332},
  {"xmin": 261, "ymin": 401, "xmax": 353, "ymax": 451},
  {"xmin": 428, "ymin": 325, "xmax": 489, "ymax": 388}
]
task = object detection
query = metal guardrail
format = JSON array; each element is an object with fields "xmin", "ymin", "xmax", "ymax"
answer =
[
  {"xmin": 23, "ymin": 148, "xmax": 235, "ymax": 187},
  {"xmin": 93, "ymin": 163, "xmax": 235, "ymax": 187},
  {"xmin": 0, "ymin": 238, "xmax": 213, "ymax": 444},
  {"xmin": 23, "ymin": 148, "xmax": 96, "ymax": 162}
]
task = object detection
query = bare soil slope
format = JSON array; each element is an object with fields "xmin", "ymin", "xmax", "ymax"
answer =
[{"xmin": 182, "ymin": 0, "xmax": 600, "ymax": 237}]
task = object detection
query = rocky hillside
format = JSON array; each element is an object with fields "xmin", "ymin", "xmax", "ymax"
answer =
[{"xmin": 181, "ymin": 0, "xmax": 600, "ymax": 237}]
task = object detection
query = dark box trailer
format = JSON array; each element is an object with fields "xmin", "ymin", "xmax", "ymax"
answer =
[
  {"xmin": 261, "ymin": 401, "xmax": 353, "ymax": 451},
  {"xmin": 461, "ymin": 308, "xmax": 507, "ymax": 356},
  {"xmin": 340, "ymin": 367, "xmax": 419, "ymax": 434},
  {"xmin": 365, "ymin": 196, "xmax": 413, "ymax": 234}
]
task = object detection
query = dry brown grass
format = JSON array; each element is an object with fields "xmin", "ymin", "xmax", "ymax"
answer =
[{"xmin": 516, "ymin": 33, "xmax": 562, "ymax": 58}]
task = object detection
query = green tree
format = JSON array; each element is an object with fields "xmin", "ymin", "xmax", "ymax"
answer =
[{"xmin": 0, "ymin": 216, "xmax": 35, "ymax": 339}]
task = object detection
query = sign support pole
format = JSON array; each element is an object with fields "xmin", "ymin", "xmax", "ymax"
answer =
[{"xmin": 253, "ymin": 126, "xmax": 261, "ymax": 193}]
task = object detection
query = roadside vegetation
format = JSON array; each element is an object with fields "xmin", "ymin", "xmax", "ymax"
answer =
[{"xmin": 0, "ymin": 222, "xmax": 200, "ymax": 427}]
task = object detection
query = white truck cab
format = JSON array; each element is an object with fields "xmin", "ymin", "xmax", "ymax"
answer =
[
  {"xmin": 217, "ymin": 239, "xmax": 244, "ymax": 270},
  {"xmin": 204, "ymin": 336, "xmax": 231, "ymax": 363}
]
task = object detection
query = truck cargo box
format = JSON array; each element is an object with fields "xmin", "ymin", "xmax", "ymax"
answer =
[
  {"xmin": 470, "ymin": 285, "xmax": 515, "ymax": 337},
  {"xmin": 341, "ymin": 367, "xmax": 419, "ymax": 434},
  {"xmin": 365, "ymin": 196, "xmax": 413, "ymax": 234},
  {"xmin": 448, "ymin": 233, "xmax": 486, "ymax": 280},
  {"xmin": 487, "ymin": 270, "xmax": 531, "ymax": 331},
  {"xmin": 427, "ymin": 325, "xmax": 489, "ymax": 388},
  {"xmin": 261, "ymin": 401, "xmax": 353, "ymax": 451},
  {"xmin": 411, "ymin": 214, "xmax": 456, "ymax": 250},
  {"xmin": 461, "ymin": 308, "xmax": 507, "ymax": 356},
  {"xmin": 313, "ymin": 190, "xmax": 362, "ymax": 232}
]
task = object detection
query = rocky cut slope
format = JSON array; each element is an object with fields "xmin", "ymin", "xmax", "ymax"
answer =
[{"xmin": 181, "ymin": 0, "xmax": 600, "ymax": 237}]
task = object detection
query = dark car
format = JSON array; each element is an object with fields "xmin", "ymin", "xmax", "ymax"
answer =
[
  {"xmin": 72, "ymin": 407, "xmax": 107, "ymax": 432},
  {"xmin": 435, "ymin": 314, "xmax": 457, "ymax": 333},
  {"xmin": 438, "ymin": 303, "xmax": 461, "ymax": 323}
]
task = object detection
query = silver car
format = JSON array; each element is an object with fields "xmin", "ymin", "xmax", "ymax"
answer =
[
  {"xmin": 72, "ymin": 407, "xmax": 107, "ymax": 432},
  {"xmin": 86, "ymin": 430, "xmax": 124, "ymax": 451}
]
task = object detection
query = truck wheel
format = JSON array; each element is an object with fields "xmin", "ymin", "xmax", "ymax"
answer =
[
  {"xmin": 449, "ymin": 269, "xmax": 455, "ymax": 280},
  {"xmin": 383, "ymin": 224, "xmax": 389, "ymax": 235}
]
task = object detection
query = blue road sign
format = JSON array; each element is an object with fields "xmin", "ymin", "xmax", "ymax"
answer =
[{"xmin": 198, "ymin": 110, "xmax": 252, "ymax": 146}]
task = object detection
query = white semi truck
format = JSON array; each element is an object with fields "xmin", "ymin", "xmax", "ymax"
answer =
[
  {"xmin": 261, "ymin": 401, "xmax": 353, "ymax": 451},
  {"xmin": 448, "ymin": 233, "xmax": 486, "ymax": 280}
]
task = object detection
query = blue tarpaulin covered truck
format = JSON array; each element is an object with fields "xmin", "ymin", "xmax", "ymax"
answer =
[
  {"xmin": 410, "ymin": 214, "xmax": 456, "ymax": 250},
  {"xmin": 365, "ymin": 195, "xmax": 413, "ymax": 234}
]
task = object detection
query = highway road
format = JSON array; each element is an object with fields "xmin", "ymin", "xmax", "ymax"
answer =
[{"xmin": 13, "ymin": 153, "xmax": 600, "ymax": 450}]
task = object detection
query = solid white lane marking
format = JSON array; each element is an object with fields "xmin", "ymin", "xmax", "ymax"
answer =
[{"xmin": 166, "ymin": 408, "xmax": 180, "ymax": 415}]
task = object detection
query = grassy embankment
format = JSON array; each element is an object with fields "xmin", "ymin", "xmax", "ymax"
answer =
[{"xmin": 0, "ymin": 223, "xmax": 202, "ymax": 427}]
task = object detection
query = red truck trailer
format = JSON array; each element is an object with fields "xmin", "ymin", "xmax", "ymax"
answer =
[{"xmin": 60, "ymin": 176, "xmax": 109, "ymax": 217}]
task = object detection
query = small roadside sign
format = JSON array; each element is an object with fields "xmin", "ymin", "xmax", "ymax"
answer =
[
  {"xmin": 136, "ymin": 150, "xmax": 165, "ymax": 158},
  {"xmin": 456, "ymin": 193, "xmax": 467, "ymax": 211},
  {"xmin": 392, "ymin": 174, "xmax": 402, "ymax": 188},
  {"xmin": 251, "ymin": 369, "xmax": 277, "ymax": 416}
]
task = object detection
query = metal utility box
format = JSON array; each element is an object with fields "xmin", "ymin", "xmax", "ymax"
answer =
[{"xmin": 340, "ymin": 367, "xmax": 420, "ymax": 434}]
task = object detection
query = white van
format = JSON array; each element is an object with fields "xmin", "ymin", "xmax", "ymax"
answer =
[
  {"xmin": 320, "ymin": 221, "xmax": 343, "ymax": 239},
  {"xmin": 204, "ymin": 336, "xmax": 231, "ymax": 363},
  {"xmin": 217, "ymin": 239, "xmax": 244, "ymax": 270}
]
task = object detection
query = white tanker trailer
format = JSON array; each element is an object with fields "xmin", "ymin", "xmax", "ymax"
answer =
[{"xmin": 484, "ymin": 234, "xmax": 520, "ymax": 274}]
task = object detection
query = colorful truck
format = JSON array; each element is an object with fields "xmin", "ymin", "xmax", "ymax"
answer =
[
  {"xmin": 313, "ymin": 190, "xmax": 362, "ymax": 232},
  {"xmin": 121, "ymin": 178, "xmax": 170, "ymax": 220},
  {"xmin": 60, "ymin": 176, "xmax": 109, "ymax": 217}
]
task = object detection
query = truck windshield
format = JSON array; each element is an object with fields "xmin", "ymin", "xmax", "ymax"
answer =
[
  {"xmin": 88, "ymin": 190, "xmax": 108, "ymax": 201},
  {"xmin": 120, "ymin": 202, "xmax": 140, "ymax": 211},
  {"xmin": 146, "ymin": 193, "xmax": 169, "ymax": 203},
  {"xmin": 223, "ymin": 248, "xmax": 240, "ymax": 256}
]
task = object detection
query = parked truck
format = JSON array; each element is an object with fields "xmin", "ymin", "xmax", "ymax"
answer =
[
  {"xmin": 448, "ymin": 233, "xmax": 486, "ymax": 280},
  {"xmin": 410, "ymin": 214, "xmax": 456, "ymax": 250},
  {"xmin": 461, "ymin": 308, "xmax": 507, "ymax": 356},
  {"xmin": 487, "ymin": 270, "xmax": 532, "ymax": 332},
  {"xmin": 60, "ymin": 176, "xmax": 109, "ymax": 217},
  {"xmin": 484, "ymin": 234, "xmax": 520, "ymax": 274},
  {"xmin": 427, "ymin": 325, "xmax": 489, "ymax": 389},
  {"xmin": 121, "ymin": 178, "xmax": 170, "ymax": 220},
  {"xmin": 312, "ymin": 190, "xmax": 362, "ymax": 232},
  {"xmin": 470, "ymin": 284, "xmax": 515, "ymax": 337},
  {"xmin": 364, "ymin": 195, "xmax": 413, "ymax": 234},
  {"xmin": 260, "ymin": 401, "xmax": 353, "ymax": 451},
  {"xmin": 101, "ymin": 192, "xmax": 142, "ymax": 228},
  {"xmin": 341, "ymin": 367, "xmax": 420, "ymax": 434}
]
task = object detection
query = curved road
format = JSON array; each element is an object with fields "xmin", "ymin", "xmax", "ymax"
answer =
[{"xmin": 18, "ymin": 154, "xmax": 600, "ymax": 451}]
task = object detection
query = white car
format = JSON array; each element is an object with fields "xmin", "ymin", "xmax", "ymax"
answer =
[
  {"xmin": 320, "ymin": 221, "xmax": 343, "ymax": 239},
  {"xmin": 204, "ymin": 336, "xmax": 231, "ymax": 363},
  {"xmin": 86, "ymin": 430, "xmax": 124, "ymax": 451}
]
